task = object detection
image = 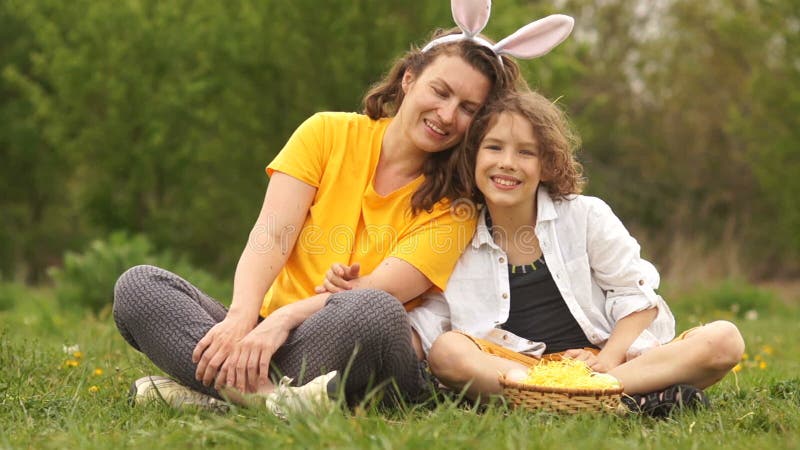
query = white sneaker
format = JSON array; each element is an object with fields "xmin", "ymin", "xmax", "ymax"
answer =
[
  {"xmin": 262, "ymin": 371, "xmax": 339, "ymax": 419},
  {"xmin": 129, "ymin": 376, "xmax": 228, "ymax": 412}
]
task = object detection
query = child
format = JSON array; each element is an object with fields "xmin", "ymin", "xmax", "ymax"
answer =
[{"xmin": 402, "ymin": 90, "xmax": 747, "ymax": 417}]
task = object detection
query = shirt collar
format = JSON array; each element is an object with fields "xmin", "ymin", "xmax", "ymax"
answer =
[
  {"xmin": 537, "ymin": 186, "xmax": 559, "ymax": 222},
  {"xmin": 472, "ymin": 208, "xmax": 496, "ymax": 249}
]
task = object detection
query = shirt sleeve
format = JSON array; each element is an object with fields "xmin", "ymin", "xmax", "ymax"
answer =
[
  {"xmin": 407, "ymin": 293, "xmax": 452, "ymax": 357},
  {"xmin": 584, "ymin": 198, "xmax": 663, "ymax": 321},
  {"xmin": 266, "ymin": 113, "xmax": 329, "ymax": 186},
  {"xmin": 390, "ymin": 207, "xmax": 477, "ymax": 292}
]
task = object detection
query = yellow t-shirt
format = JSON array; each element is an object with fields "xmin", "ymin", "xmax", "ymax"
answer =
[{"xmin": 260, "ymin": 112, "xmax": 476, "ymax": 317}]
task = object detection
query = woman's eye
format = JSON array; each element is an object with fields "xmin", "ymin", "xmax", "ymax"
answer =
[
  {"xmin": 432, "ymin": 87, "xmax": 447, "ymax": 98},
  {"xmin": 461, "ymin": 105, "xmax": 477, "ymax": 115}
]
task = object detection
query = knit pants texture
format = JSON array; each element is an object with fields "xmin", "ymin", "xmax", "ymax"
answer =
[{"xmin": 113, "ymin": 265, "xmax": 426, "ymax": 403}]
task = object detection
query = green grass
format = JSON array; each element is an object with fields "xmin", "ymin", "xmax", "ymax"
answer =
[{"xmin": 1, "ymin": 283, "xmax": 798, "ymax": 449}]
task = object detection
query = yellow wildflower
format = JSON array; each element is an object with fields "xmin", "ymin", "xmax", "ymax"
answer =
[
  {"xmin": 73, "ymin": 351, "xmax": 83, "ymax": 359},
  {"xmin": 742, "ymin": 353, "xmax": 749, "ymax": 360},
  {"xmin": 93, "ymin": 368, "xmax": 104, "ymax": 376},
  {"xmin": 759, "ymin": 361, "xmax": 767, "ymax": 370},
  {"xmin": 761, "ymin": 345, "xmax": 774, "ymax": 356},
  {"xmin": 64, "ymin": 359, "xmax": 80, "ymax": 368},
  {"xmin": 754, "ymin": 354, "xmax": 763, "ymax": 362},
  {"xmin": 732, "ymin": 363, "xmax": 742, "ymax": 373},
  {"xmin": 88, "ymin": 386, "xmax": 99, "ymax": 393}
]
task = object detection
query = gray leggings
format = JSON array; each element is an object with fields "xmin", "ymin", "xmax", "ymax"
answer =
[{"xmin": 113, "ymin": 265, "xmax": 427, "ymax": 403}]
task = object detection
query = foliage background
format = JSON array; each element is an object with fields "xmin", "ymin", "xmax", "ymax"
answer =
[
  {"xmin": 1, "ymin": 0, "xmax": 798, "ymax": 292},
  {"xmin": 1, "ymin": 1, "xmax": 799, "ymax": 447}
]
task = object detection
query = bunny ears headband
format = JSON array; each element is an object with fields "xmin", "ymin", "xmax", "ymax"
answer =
[{"xmin": 422, "ymin": 0, "xmax": 574, "ymax": 62}]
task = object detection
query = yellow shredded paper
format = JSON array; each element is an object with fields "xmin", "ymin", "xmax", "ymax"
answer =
[{"xmin": 522, "ymin": 358, "xmax": 621, "ymax": 389}]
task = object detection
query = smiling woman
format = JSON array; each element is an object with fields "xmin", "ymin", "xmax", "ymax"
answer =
[
  {"xmin": 111, "ymin": 0, "xmax": 574, "ymax": 417},
  {"xmin": 387, "ymin": 55, "xmax": 491, "ymax": 160}
]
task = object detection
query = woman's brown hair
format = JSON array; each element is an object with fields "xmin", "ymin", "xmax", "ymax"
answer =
[{"xmin": 362, "ymin": 28, "xmax": 522, "ymax": 214}]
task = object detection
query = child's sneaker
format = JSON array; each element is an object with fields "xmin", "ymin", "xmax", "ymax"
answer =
[
  {"xmin": 621, "ymin": 384, "xmax": 709, "ymax": 418},
  {"xmin": 262, "ymin": 371, "xmax": 340, "ymax": 419},
  {"xmin": 129, "ymin": 376, "xmax": 228, "ymax": 412}
]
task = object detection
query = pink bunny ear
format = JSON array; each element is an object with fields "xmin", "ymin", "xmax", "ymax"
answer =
[
  {"xmin": 451, "ymin": 0, "xmax": 491, "ymax": 37},
  {"xmin": 493, "ymin": 14, "xmax": 574, "ymax": 59}
]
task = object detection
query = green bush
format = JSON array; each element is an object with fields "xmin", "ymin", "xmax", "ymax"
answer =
[
  {"xmin": 673, "ymin": 279, "xmax": 791, "ymax": 320},
  {"xmin": 0, "ymin": 282, "xmax": 26, "ymax": 311},
  {"xmin": 48, "ymin": 231, "xmax": 231, "ymax": 313},
  {"xmin": 1, "ymin": 0, "xmax": 451, "ymax": 281}
]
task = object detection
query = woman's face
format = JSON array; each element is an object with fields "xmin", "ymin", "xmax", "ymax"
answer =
[
  {"xmin": 475, "ymin": 112, "xmax": 543, "ymax": 210},
  {"xmin": 395, "ymin": 54, "xmax": 491, "ymax": 154}
]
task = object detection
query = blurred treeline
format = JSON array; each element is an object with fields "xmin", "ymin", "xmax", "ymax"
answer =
[{"xmin": 1, "ymin": 0, "xmax": 798, "ymax": 287}]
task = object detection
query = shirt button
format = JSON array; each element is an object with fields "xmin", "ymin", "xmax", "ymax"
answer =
[
  {"xmin": 502, "ymin": 293, "xmax": 509, "ymax": 299},
  {"xmin": 499, "ymin": 257, "xmax": 505, "ymax": 263},
  {"xmin": 638, "ymin": 279, "xmax": 645, "ymax": 286},
  {"xmin": 502, "ymin": 334, "xmax": 509, "ymax": 341}
]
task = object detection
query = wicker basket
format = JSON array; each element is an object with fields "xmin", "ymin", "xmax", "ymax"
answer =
[{"xmin": 499, "ymin": 375, "xmax": 624, "ymax": 414}]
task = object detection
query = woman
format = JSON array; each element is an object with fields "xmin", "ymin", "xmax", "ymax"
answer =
[{"xmin": 113, "ymin": 2, "xmax": 574, "ymax": 414}]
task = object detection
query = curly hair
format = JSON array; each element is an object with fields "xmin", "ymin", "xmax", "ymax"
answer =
[
  {"xmin": 362, "ymin": 28, "xmax": 523, "ymax": 214},
  {"xmin": 457, "ymin": 90, "xmax": 585, "ymax": 204}
]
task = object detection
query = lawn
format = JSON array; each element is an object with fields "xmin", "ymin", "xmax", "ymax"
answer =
[{"xmin": 1, "ymin": 282, "xmax": 798, "ymax": 449}]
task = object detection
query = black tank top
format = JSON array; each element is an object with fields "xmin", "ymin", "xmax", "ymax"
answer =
[{"xmin": 501, "ymin": 257, "xmax": 597, "ymax": 354}]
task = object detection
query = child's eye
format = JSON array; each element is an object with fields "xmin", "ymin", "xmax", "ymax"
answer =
[
  {"xmin": 484, "ymin": 144, "xmax": 502, "ymax": 151},
  {"xmin": 520, "ymin": 149, "xmax": 537, "ymax": 156}
]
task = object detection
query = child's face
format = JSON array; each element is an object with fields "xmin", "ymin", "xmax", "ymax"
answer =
[{"xmin": 474, "ymin": 112, "xmax": 543, "ymax": 211}]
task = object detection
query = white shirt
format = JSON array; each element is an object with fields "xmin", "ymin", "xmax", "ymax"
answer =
[{"xmin": 408, "ymin": 188, "xmax": 675, "ymax": 360}]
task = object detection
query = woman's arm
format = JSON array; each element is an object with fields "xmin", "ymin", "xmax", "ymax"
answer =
[
  {"xmin": 315, "ymin": 257, "xmax": 439, "ymax": 303},
  {"xmin": 335, "ymin": 257, "xmax": 433, "ymax": 302},
  {"xmin": 192, "ymin": 172, "xmax": 317, "ymax": 387},
  {"xmin": 220, "ymin": 258, "xmax": 434, "ymax": 393},
  {"xmin": 218, "ymin": 292, "xmax": 330, "ymax": 393}
]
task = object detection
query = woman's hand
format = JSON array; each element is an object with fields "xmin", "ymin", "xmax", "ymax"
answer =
[
  {"xmin": 192, "ymin": 317, "xmax": 254, "ymax": 387},
  {"xmin": 314, "ymin": 262, "xmax": 360, "ymax": 294},
  {"xmin": 216, "ymin": 315, "xmax": 291, "ymax": 393},
  {"xmin": 216, "ymin": 296, "xmax": 328, "ymax": 393},
  {"xmin": 563, "ymin": 348, "xmax": 622, "ymax": 373}
]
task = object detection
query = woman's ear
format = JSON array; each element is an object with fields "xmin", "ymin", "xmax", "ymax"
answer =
[{"xmin": 401, "ymin": 69, "xmax": 416, "ymax": 94}]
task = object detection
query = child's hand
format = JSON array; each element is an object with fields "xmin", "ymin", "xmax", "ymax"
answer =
[
  {"xmin": 564, "ymin": 349, "xmax": 624, "ymax": 373},
  {"xmin": 563, "ymin": 349, "xmax": 610, "ymax": 373},
  {"xmin": 314, "ymin": 262, "xmax": 361, "ymax": 294}
]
